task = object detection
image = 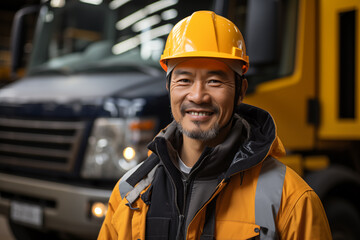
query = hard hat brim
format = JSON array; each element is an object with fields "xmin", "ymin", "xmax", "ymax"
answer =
[{"xmin": 160, "ymin": 51, "xmax": 249, "ymax": 74}]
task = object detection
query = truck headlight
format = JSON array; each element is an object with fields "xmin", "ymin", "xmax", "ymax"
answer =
[{"xmin": 81, "ymin": 117, "xmax": 156, "ymax": 179}]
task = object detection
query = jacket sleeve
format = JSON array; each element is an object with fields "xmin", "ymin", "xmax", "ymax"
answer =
[
  {"xmin": 97, "ymin": 180, "xmax": 121, "ymax": 240},
  {"xmin": 279, "ymin": 190, "xmax": 332, "ymax": 239}
]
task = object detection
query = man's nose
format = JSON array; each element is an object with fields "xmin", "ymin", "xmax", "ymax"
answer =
[{"xmin": 187, "ymin": 81, "xmax": 210, "ymax": 103}]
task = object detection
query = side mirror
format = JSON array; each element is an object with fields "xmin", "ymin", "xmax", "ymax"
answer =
[
  {"xmin": 10, "ymin": 5, "xmax": 40, "ymax": 79},
  {"xmin": 245, "ymin": 0, "xmax": 279, "ymax": 66}
]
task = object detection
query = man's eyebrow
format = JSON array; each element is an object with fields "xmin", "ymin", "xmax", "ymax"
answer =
[
  {"xmin": 173, "ymin": 70, "xmax": 229, "ymax": 78},
  {"xmin": 173, "ymin": 69, "xmax": 194, "ymax": 76},
  {"xmin": 207, "ymin": 70, "xmax": 229, "ymax": 79}
]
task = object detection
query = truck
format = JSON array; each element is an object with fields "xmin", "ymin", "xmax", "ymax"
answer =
[{"xmin": 0, "ymin": 0, "xmax": 359, "ymax": 239}]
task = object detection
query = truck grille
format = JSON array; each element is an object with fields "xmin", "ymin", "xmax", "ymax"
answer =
[{"xmin": 0, "ymin": 118, "xmax": 86, "ymax": 172}]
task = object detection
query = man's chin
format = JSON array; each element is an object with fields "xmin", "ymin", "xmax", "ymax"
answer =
[{"xmin": 176, "ymin": 122, "xmax": 220, "ymax": 141}]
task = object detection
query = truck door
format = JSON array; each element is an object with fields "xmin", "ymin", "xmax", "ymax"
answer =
[{"xmin": 319, "ymin": 0, "xmax": 360, "ymax": 139}]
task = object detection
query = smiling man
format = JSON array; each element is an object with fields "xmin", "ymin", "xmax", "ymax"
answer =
[
  {"xmin": 169, "ymin": 58, "xmax": 247, "ymax": 167},
  {"xmin": 98, "ymin": 11, "xmax": 331, "ymax": 240}
]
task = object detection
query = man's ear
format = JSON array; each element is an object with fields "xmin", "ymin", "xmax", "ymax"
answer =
[
  {"xmin": 166, "ymin": 72, "xmax": 172, "ymax": 91},
  {"xmin": 237, "ymin": 77, "xmax": 248, "ymax": 105}
]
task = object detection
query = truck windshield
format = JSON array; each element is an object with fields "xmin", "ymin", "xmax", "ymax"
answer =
[
  {"xmin": 28, "ymin": 0, "xmax": 298, "ymax": 89},
  {"xmin": 28, "ymin": 0, "xmax": 215, "ymax": 74}
]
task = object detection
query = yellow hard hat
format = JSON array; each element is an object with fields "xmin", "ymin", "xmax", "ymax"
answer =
[{"xmin": 160, "ymin": 11, "xmax": 249, "ymax": 74}]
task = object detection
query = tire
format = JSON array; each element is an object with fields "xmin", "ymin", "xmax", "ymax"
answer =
[
  {"xmin": 9, "ymin": 221, "xmax": 59, "ymax": 240},
  {"xmin": 324, "ymin": 197, "xmax": 360, "ymax": 240}
]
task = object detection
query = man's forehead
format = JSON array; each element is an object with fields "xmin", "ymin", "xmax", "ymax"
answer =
[
  {"xmin": 173, "ymin": 69, "xmax": 230, "ymax": 80},
  {"xmin": 172, "ymin": 58, "xmax": 232, "ymax": 74}
]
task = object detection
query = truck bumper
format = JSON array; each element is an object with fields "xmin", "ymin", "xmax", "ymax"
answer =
[{"xmin": 0, "ymin": 172, "xmax": 112, "ymax": 239}]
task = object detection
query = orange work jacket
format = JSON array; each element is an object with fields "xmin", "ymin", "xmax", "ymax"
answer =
[{"xmin": 98, "ymin": 104, "xmax": 332, "ymax": 240}]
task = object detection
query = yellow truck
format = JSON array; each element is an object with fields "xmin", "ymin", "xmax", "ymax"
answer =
[
  {"xmin": 0, "ymin": 0, "xmax": 359, "ymax": 239},
  {"xmin": 245, "ymin": 0, "xmax": 360, "ymax": 238}
]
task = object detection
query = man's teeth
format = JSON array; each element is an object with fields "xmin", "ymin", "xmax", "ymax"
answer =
[{"xmin": 189, "ymin": 111, "xmax": 211, "ymax": 116}]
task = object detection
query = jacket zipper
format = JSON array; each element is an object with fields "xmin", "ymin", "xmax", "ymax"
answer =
[
  {"xmin": 162, "ymin": 164, "xmax": 185, "ymax": 240},
  {"xmin": 179, "ymin": 178, "xmax": 190, "ymax": 239},
  {"xmin": 174, "ymin": 177, "xmax": 191, "ymax": 240}
]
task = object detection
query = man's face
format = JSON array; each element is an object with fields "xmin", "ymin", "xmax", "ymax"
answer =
[{"xmin": 169, "ymin": 58, "xmax": 236, "ymax": 141}]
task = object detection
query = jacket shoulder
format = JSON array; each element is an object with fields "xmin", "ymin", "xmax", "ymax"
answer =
[
  {"xmin": 278, "ymin": 167, "xmax": 331, "ymax": 238},
  {"xmin": 280, "ymin": 164, "xmax": 314, "ymax": 217},
  {"xmin": 283, "ymin": 165, "xmax": 313, "ymax": 195}
]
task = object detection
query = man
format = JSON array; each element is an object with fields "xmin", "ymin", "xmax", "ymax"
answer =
[{"xmin": 98, "ymin": 11, "xmax": 332, "ymax": 239}]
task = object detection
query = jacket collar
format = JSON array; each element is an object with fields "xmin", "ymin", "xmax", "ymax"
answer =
[{"xmin": 225, "ymin": 104, "xmax": 285, "ymax": 178}]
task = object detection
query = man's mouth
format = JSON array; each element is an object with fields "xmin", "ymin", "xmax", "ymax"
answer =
[
  {"xmin": 180, "ymin": 103, "xmax": 219, "ymax": 118},
  {"xmin": 187, "ymin": 111, "xmax": 213, "ymax": 116}
]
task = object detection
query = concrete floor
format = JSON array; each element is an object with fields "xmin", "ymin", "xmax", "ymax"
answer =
[{"xmin": 0, "ymin": 215, "xmax": 15, "ymax": 240}]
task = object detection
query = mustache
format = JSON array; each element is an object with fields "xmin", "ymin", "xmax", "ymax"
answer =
[{"xmin": 180, "ymin": 102, "xmax": 219, "ymax": 115}]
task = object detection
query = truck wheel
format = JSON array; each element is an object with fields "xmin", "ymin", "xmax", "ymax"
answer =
[
  {"xmin": 9, "ymin": 221, "xmax": 59, "ymax": 240},
  {"xmin": 324, "ymin": 197, "xmax": 360, "ymax": 240}
]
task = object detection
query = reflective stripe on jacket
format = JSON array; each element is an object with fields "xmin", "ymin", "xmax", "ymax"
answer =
[{"xmin": 98, "ymin": 104, "xmax": 332, "ymax": 240}]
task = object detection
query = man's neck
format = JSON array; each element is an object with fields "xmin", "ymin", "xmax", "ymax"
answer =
[
  {"xmin": 180, "ymin": 123, "xmax": 232, "ymax": 167},
  {"xmin": 180, "ymin": 137, "xmax": 206, "ymax": 167}
]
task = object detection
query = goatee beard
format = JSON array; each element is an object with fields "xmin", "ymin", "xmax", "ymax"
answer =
[
  {"xmin": 176, "ymin": 121, "xmax": 220, "ymax": 141},
  {"xmin": 173, "ymin": 102, "xmax": 221, "ymax": 141}
]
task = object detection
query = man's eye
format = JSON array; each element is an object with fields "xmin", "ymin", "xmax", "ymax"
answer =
[
  {"xmin": 178, "ymin": 79, "xmax": 190, "ymax": 83},
  {"xmin": 208, "ymin": 79, "xmax": 222, "ymax": 85}
]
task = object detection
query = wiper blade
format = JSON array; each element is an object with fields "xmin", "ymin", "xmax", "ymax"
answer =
[{"xmin": 77, "ymin": 62, "xmax": 162, "ymax": 76}]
